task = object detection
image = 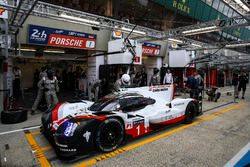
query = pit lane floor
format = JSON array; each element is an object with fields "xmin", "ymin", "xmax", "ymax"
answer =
[{"xmin": 0, "ymin": 86, "xmax": 249, "ymax": 167}]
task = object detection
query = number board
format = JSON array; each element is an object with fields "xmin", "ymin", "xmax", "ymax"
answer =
[{"xmin": 28, "ymin": 24, "xmax": 97, "ymax": 50}]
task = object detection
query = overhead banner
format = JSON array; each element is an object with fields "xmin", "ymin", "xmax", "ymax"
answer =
[
  {"xmin": 142, "ymin": 42, "xmax": 161, "ymax": 56},
  {"xmin": 28, "ymin": 24, "xmax": 97, "ymax": 50}
]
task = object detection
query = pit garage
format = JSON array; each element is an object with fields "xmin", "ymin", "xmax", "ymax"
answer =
[{"xmin": 0, "ymin": 0, "xmax": 250, "ymax": 167}]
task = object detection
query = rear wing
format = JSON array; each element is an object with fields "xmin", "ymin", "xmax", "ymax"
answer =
[
  {"xmin": 126, "ymin": 84, "xmax": 175, "ymax": 102},
  {"xmin": 148, "ymin": 85, "xmax": 174, "ymax": 102}
]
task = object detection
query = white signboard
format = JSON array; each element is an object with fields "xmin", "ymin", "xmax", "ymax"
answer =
[
  {"xmin": 169, "ymin": 50, "xmax": 192, "ymax": 67},
  {"xmin": 0, "ymin": 0, "xmax": 8, "ymax": 19},
  {"xmin": 107, "ymin": 39, "xmax": 142, "ymax": 65}
]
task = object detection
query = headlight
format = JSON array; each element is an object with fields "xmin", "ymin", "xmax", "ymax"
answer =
[{"xmin": 58, "ymin": 121, "xmax": 78, "ymax": 137}]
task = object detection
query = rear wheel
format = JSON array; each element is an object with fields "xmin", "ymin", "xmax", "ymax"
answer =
[
  {"xmin": 184, "ymin": 102, "xmax": 197, "ymax": 124},
  {"xmin": 95, "ymin": 118, "xmax": 124, "ymax": 152}
]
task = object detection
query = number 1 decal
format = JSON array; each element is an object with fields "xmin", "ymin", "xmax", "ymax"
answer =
[{"xmin": 136, "ymin": 125, "xmax": 140, "ymax": 135}]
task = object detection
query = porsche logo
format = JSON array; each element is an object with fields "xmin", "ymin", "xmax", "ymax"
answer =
[{"xmin": 0, "ymin": 7, "xmax": 5, "ymax": 15}]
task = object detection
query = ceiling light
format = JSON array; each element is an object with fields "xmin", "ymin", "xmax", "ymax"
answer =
[
  {"xmin": 60, "ymin": 13, "xmax": 100, "ymax": 25},
  {"xmin": 18, "ymin": 48, "xmax": 36, "ymax": 52},
  {"xmin": 121, "ymin": 27, "xmax": 146, "ymax": 35},
  {"xmin": 226, "ymin": 43, "xmax": 250, "ymax": 48},
  {"xmin": 182, "ymin": 26, "xmax": 218, "ymax": 35},
  {"xmin": 167, "ymin": 38, "xmax": 183, "ymax": 43},
  {"xmin": 44, "ymin": 50, "xmax": 65, "ymax": 53},
  {"xmin": 191, "ymin": 43, "xmax": 202, "ymax": 47}
]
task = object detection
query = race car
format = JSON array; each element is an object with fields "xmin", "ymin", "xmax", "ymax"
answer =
[{"xmin": 41, "ymin": 84, "xmax": 202, "ymax": 160}]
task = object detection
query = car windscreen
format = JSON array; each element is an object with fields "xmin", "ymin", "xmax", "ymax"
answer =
[{"xmin": 89, "ymin": 98, "xmax": 119, "ymax": 112}]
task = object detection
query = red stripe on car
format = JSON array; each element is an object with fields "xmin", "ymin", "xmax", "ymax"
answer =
[{"xmin": 52, "ymin": 103, "xmax": 64, "ymax": 122}]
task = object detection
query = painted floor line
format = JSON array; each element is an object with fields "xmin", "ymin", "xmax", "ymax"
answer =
[
  {"xmin": 41, "ymin": 145, "xmax": 52, "ymax": 151},
  {"xmin": 74, "ymin": 103, "xmax": 244, "ymax": 167},
  {"xmin": 24, "ymin": 131, "xmax": 51, "ymax": 167},
  {"xmin": 30, "ymin": 131, "xmax": 42, "ymax": 135},
  {"xmin": 224, "ymin": 142, "xmax": 250, "ymax": 167},
  {"xmin": 0, "ymin": 126, "xmax": 40, "ymax": 136}
]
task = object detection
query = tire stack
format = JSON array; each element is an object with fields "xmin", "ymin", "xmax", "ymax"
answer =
[{"xmin": 1, "ymin": 108, "xmax": 28, "ymax": 124}]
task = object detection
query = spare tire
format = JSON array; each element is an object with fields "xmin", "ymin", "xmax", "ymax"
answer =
[{"xmin": 1, "ymin": 109, "xmax": 27, "ymax": 124}]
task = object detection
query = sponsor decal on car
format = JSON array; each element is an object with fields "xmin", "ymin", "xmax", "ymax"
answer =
[
  {"xmin": 126, "ymin": 122, "xmax": 133, "ymax": 129},
  {"xmin": 55, "ymin": 142, "xmax": 68, "ymax": 148},
  {"xmin": 59, "ymin": 148, "xmax": 77, "ymax": 152},
  {"xmin": 83, "ymin": 131, "xmax": 91, "ymax": 142},
  {"xmin": 149, "ymin": 85, "xmax": 169, "ymax": 92},
  {"xmin": 133, "ymin": 119, "xmax": 144, "ymax": 126},
  {"xmin": 173, "ymin": 102, "xmax": 185, "ymax": 106}
]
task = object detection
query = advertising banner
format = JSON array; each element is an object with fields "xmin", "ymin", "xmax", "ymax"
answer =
[
  {"xmin": 28, "ymin": 24, "xmax": 97, "ymax": 50},
  {"xmin": 142, "ymin": 42, "xmax": 161, "ymax": 56}
]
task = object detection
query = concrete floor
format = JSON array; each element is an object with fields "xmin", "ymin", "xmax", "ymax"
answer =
[{"xmin": 0, "ymin": 86, "xmax": 249, "ymax": 167}]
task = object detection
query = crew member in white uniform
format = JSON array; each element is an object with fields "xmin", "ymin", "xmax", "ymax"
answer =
[{"xmin": 163, "ymin": 69, "xmax": 173, "ymax": 85}]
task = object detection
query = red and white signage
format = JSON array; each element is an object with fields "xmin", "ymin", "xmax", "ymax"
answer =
[
  {"xmin": 48, "ymin": 34, "xmax": 96, "ymax": 49},
  {"xmin": 142, "ymin": 43, "xmax": 161, "ymax": 56}
]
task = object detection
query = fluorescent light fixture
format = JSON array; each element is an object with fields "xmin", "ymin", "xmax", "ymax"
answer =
[
  {"xmin": 60, "ymin": 13, "xmax": 100, "ymax": 25},
  {"xmin": 18, "ymin": 48, "xmax": 36, "ymax": 52},
  {"xmin": 223, "ymin": 0, "xmax": 250, "ymax": 14},
  {"xmin": 167, "ymin": 38, "xmax": 183, "ymax": 43},
  {"xmin": 182, "ymin": 26, "xmax": 218, "ymax": 35},
  {"xmin": 234, "ymin": 0, "xmax": 250, "ymax": 12},
  {"xmin": 44, "ymin": 50, "xmax": 65, "ymax": 53},
  {"xmin": 121, "ymin": 27, "xmax": 146, "ymax": 35},
  {"xmin": 191, "ymin": 43, "xmax": 202, "ymax": 47},
  {"xmin": 226, "ymin": 43, "xmax": 250, "ymax": 48}
]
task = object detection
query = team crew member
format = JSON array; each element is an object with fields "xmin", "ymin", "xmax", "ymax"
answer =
[
  {"xmin": 12, "ymin": 66, "xmax": 22, "ymax": 100},
  {"xmin": 31, "ymin": 67, "xmax": 47, "ymax": 114},
  {"xmin": 149, "ymin": 68, "xmax": 160, "ymax": 86},
  {"xmin": 163, "ymin": 69, "xmax": 173, "ymax": 85},
  {"xmin": 113, "ymin": 74, "xmax": 131, "ymax": 92},
  {"xmin": 236, "ymin": 71, "xmax": 248, "ymax": 99},
  {"xmin": 135, "ymin": 67, "xmax": 147, "ymax": 86},
  {"xmin": 232, "ymin": 72, "xmax": 239, "ymax": 98},
  {"xmin": 38, "ymin": 70, "xmax": 59, "ymax": 109},
  {"xmin": 185, "ymin": 72, "xmax": 199, "ymax": 100}
]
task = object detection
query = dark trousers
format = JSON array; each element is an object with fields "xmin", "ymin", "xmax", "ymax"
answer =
[
  {"xmin": 190, "ymin": 89, "xmax": 199, "ymax": 100},
  {"xmin": 13, "ymin": 79, "xmax": 21, "ymax": 99}
]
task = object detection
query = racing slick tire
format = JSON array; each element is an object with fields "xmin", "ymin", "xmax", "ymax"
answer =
[
  {"xmin": 183, "ymin": 102, "xmax": 197, "ymax": 124},
  {"xmin": 1, "ymin": 108, "xmax": 27, "ymax": 124},
  {"xmin": 95, "ymin": 118, "xmax": 124, "ymax": 152}
]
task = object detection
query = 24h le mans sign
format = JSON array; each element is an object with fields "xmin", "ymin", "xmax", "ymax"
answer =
[{"xmin": 28, "ymin": 24, "xmax": 97, "ymax": 50}]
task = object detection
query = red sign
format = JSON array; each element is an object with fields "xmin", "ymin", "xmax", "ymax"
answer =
[
  {"xmin": 134, "ymin": 56, "xmax": 141, "ymax": 63},
  {"xmin": 142, "ymin": 43, "xmax": 161, "ymax": 56},
  {"xmin": 142, "ymin": 46, "xmax": 160, "ymax": 56},
  {"xmin": 48, "ymin": 34, "xmax": 96, "ymax": 49}
]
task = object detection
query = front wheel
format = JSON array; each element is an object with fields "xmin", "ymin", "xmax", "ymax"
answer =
[
  {"xmin": 184, "ymin": 102, "xmax": 198, "ymax": 124},
  {"xmin": 95, "ymin": 118, "xmax": 124, "ymax": 152}
]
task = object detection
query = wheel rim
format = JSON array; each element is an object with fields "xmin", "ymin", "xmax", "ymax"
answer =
[{"xmin": 99, "ymin": 123, "xmax": 123, "ymax": 149}]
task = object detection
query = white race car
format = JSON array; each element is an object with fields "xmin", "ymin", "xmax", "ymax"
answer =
[{"xmin": 41, "ymin": 85, "xmax": 201, "ymax": 160}]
